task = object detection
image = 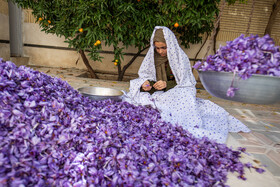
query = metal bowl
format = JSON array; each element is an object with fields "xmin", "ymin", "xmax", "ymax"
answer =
[
  {"xmin": 198, "ymin": 71, "xmax": 280, "ymax": 104},
  {"xmin": 78, "ymin": 86, "xmax": 123, "ymax": 101}
]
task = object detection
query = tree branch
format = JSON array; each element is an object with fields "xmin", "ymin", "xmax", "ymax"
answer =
[
  {"xmin": 79, "ymin": 50, "xmax": 99, "ymax": 79},
  {"xmin": 264, "ymin": 0, "xmax": 280, "ymax": 35},
  {"xmin": 213, "ymin": 22, "xmax": 220, "ymax": 54},
  {"xmin": 118, "ymin": 45, "xmax": 150, "ymax": 81},
  {"xmin": 194, "ymin": 33, "xmax": 209, "ymax": 61}
]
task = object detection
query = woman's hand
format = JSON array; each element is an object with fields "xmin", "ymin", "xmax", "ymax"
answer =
[
  {"xmin": 141, "ymin": 80, "xmax": 152, "ymax": 91},
  {"xmin": 153, "ymin": 80, "xmax": 166, "ymax": 90}
]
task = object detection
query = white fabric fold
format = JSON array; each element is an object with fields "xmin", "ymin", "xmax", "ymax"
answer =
[{"xmin": 122, "ymin": 26, "xmax": 250, "ymax": 143}]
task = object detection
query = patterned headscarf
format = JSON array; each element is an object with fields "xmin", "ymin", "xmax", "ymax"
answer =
[
  {"xmin": 138, "ymin": 26, "xmax": 196, "ymax": 87},
  {"xmin": 153, "ymin": 29, "xmax": 166, "ymax": 43}
]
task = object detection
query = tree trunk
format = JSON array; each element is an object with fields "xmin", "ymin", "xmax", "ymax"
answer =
[
  {"xmin": 213, "ymin": 22, "xmax": 220, "ymax": 54},
  {"xmin": 79, "ymin": 50, "xmax": 99, "ymax": 79},
  {"xmin": 194, "ymin": 33, "xmax": 209, "ymax": 61},
  {"xmin": 264, "ymin": 0, "xmax": 280, "ymax": 35},
  {"xmin": 117, "ymin": 45, "xmax": 150, "ymax": 81},
  {"xmin": 113, "ymin": 46, "xmax": 122, "ymax": 80}
]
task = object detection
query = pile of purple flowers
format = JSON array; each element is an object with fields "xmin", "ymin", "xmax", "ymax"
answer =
[
  {"xmin": 194, "ymin": 34, "xmax": 280, "ymax": 97},
  {"xmin": 0, "ymin": 59, "xmax": 264, "ymax": 186}
]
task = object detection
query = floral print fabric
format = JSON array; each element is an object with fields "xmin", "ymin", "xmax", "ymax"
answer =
[{"xmin": 123, "ymin": 26, "xmax": 250, "ymax": 143}]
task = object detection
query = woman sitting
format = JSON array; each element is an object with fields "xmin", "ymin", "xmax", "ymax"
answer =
[{"xmin": 123, "ymin": 26, "xmax": 250, "ymax": 143}]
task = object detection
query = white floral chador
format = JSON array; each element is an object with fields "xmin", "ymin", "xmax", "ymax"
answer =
[{"xmin": 122, "ymin": 26, "xmax": 250, "ymax": 143}]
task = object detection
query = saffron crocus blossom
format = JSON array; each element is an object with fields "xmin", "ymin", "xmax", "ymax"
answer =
[
  {"xmin": 194, "ymin": 34, "xmax": 280, "ymax": 97},
  {"xmin": 0, "ymin": 59, "xmax": 265, "ymax": 186},
  {"xmin": 227, "ymin": 86, "xmax": 239, "ymax": 97}
]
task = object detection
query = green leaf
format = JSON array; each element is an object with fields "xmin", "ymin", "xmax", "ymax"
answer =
[{"xmin": 12, "ymin": 0, "xmax": 233, "ymax": 79}]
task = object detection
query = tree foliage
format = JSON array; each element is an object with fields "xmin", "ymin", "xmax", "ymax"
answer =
[{"xmin": 10, "ymin": 0, "xmax": 244, "ymax": 80}]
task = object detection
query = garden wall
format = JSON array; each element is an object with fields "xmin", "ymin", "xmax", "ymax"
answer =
[{"xmin": 0, "ymin": 0, "xmax": 279, "ymax": 81}]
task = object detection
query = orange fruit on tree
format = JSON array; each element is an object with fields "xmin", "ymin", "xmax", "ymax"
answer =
[
  {"xmin": 96, "ymin": 40, "xmax": 101, "ymax": 45},
  {"xmin": 174, "ymin": 22, "xmax": 179, "ymax": 28},
  {"xmin": 137, "ymin": 0, "xmax": 140, "ymax": 2},
  {"xmin": 38, "ymin": 17, "xmax": 43, "ymax": 21},
  {"xmin": 115, "ymin": 59, "xmax": 118, "ymax": 63},
  {"xmin": 79, "ymin": 28, "xmax": 83, "ymax": 33},
  {"xmin": 114, "ymin": 62, "xmax": 118, "ymax": 66},
  {"xmin": 94, "ymin": 43, "xmax": 98, "ymax": 46},
  {"xmin": 47, "ymin": 20, "xmax": 51, "ymax": 24}
]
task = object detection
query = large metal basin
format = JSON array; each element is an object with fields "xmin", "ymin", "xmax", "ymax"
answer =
[
  {"xmin": 78, "ymin": 86, "xmax": 123, "ymax": 101},
  {"xmin": 198, "ymin": 71, "xmax": 280, "ymax": 104}
]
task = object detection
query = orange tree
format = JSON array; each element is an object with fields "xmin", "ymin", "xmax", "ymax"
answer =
[{"xmin": 10, "ymin": 0, "xmax": 245, "ymax": 80}]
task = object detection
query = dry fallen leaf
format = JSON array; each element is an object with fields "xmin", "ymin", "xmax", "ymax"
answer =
[{"xmin": 253, "ymin": 159, "xmax": 261, "ymax": 164}]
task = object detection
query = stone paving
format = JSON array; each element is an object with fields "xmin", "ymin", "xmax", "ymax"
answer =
[
  {"xmin": 30, "ymin": 65, "xmax": 280, "ymax": 186},
  {"xmin": 197, "ymin": 90, "xmax": 280, "ymax": 185}
]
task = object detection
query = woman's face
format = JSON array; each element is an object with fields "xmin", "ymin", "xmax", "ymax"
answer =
[{"xmin": 154, "ymin": 42, "xmax": 167, "ymax": 57}]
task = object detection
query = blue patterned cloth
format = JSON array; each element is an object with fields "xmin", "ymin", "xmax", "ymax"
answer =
[{"xmin": 123, "ymin": 26, "xmax": 250, "ymax": 143}]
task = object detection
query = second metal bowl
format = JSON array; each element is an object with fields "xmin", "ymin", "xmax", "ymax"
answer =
[
  {"xmin": 198, "ymin": 71, "xmax": 280, "ymax": 104},
  {"xmin": 78, "ymin": 86, "xmax": 123, "ymax": 101}
]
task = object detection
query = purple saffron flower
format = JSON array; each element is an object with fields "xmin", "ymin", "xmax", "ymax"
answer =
[
  {"xmin": 0, "ymin": 60, "xmax": 265, "ymax": 186},
  {"xmin": 226, "ymin": 86, "xmax": 239, "ymax": 97},
  {"xmin": 24, "ymin": 100, "xmax": 36, "ymax": 108},
  {"xmin": 255, "ymin": 167, "xmax": 265, "ymax": 174}
]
